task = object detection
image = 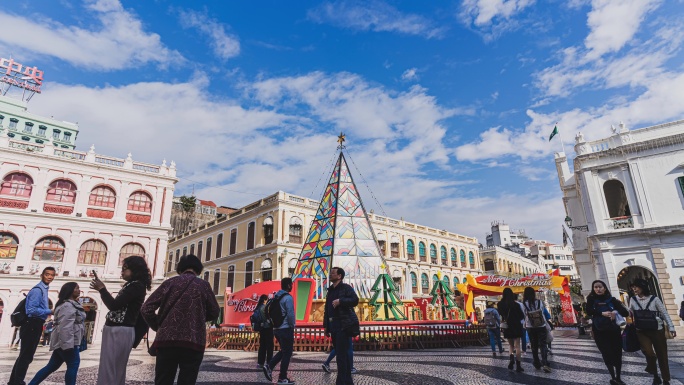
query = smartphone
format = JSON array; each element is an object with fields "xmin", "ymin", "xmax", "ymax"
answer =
[{"xmin": 92, "ymin": 270, "xmax": 98, "ymax": 279}]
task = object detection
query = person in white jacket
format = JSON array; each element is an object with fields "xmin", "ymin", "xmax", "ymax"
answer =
[{"xmin": 28, "ymin": 282, "xmax": 85, "ymax": 385}]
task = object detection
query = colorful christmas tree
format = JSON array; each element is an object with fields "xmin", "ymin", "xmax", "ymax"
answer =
[
  {"xmin": 369, "ymin": 264, "xmax": 407, "ymax": 321},
  {"xmin": 430, "ymin": 272, "xmax": 458, "ymax": 320},
  {"xmin": 292, "ymin": 135, "xmax": 389, "ymax": 299}
]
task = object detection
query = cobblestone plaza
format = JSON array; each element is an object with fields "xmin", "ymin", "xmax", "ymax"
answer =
[{"xmin": 2, "ymin": 335, "xmax": 684, "ymax": 384}]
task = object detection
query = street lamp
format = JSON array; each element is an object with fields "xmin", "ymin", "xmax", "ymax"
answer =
[{"xmin": 564, "ymin": 216, "xmax": 588, "ymax": 231}]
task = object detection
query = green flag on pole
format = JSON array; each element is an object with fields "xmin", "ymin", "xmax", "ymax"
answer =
[{"xmin": 549, "ymin": 125, "xmax": 559, "ymax": 141}]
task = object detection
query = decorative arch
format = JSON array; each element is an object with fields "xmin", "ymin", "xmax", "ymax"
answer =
[
  {"xmin": 410, "ymin": 272, "xmax": 418, "ymax": 294},
  {"xmin": 421, "ymin": 272, "xmax": 429, "ymax": 294},
  {"xmin": 460, "ymin": 249, "xmax": 466, "ymax": 267},
  {"xmin": 33, "ymin": 236, "xmax": 65, "ymax": 262},
  {"xmin": 0, "ymin": 232, "xmax": 19, "ymax": 259},
  {"xmin": 407, "ymin": 239, "xmax": 415, "ymax": 259},
  {"xmin": 440, "ymin": 246, "xmax": 447, "ymax": 265},
  {"xmin": 44, "ymin": 179, "xmax": 77, "ymax": 215},
  {"xmin": 263, "ymin": 216, "xmax": 274, "ymax": 245},
  {"xmin": 126, "ymin": 190, "xmax": 153, "ymax": 223},
  {"xmin": 78, "ymin": 239, "xmax": 108, "ymax": 265},
  {"xmin": 289, "ymin": 216, "xmax": 303, "ymax": 244},
  {"xmin": 87, "ymin": 185, "xmax": 116, "ymax": 219},
  {"xmin": 119, "ymin": 243, "xmax": 145, "ymax": 265},
  {"xmin": 1, "ymin": 172, "xmax": 34, "ymax": 208},
  {"xmin": 603, "ymin": 180, "xmax": 631, "ymax": 218},
  {"xmin": 429, "ymin": 243, "xmax": 437, "ymax": 262}
]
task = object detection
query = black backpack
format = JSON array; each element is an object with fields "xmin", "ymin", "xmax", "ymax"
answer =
[
  {"xmin": 632, "ymin": 296, "xmax": 659, "ymax": 331},
  {"xmin": 266, "ymin": 293, "xmax": 289, "ymax": 328},
  {"xmin": 10, "ymin": 298, "xmax": 28, "ymax": 327}
]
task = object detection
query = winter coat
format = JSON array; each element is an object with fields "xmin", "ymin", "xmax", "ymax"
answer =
[
  {"xmin": 50, "ymin": 299, "xmax": 86, "ymax": 351},
  {"xmin": 323, "ymin": 282, "xmax": 360, "ymax": 335}
]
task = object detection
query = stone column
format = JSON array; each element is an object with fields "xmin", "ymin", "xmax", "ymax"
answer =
[{"xmin": 651, "ymin": 248, "xmax": 682, "ymax": 334}]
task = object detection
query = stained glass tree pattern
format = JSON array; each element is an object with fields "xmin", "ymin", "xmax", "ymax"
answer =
[
  {"xmin": 430, "ymin": 272, "xmax": 458, "ymax": 320},
  {"xmin": 292, "ymin": 152, "xmax": 388, "ymax": 298}
]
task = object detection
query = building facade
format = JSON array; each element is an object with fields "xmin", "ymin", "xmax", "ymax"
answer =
[
  {"xmin": 479, "ymin": 246, "xmax": 543, "ymax": 277},
  {"xmin": 0, "ymin": 96, "xmax": 177, "ymax": 345},
  {"xmin": 556, "ymin": 120, "xmax": 684, "ymax": 330},
  {"xmin": 167, "ymin": 191, "xmax": 483, "ymax": 319},
  {"xmin": 0, "ymin": 95, "xmax": 78, "ymax": 150},
  {"xmin": 169, "ymin": 196, "xmax": 218, "ymax": 238}
]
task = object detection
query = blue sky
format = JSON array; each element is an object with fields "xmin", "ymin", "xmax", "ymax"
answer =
[{"xmin": 1, "ymin": 0, "xmax": 683, "ymax": 244}]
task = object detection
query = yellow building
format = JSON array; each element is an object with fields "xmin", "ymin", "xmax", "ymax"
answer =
[{"xmin": 166, "ymin": 191, "xmax": 482, "ymax": 318}]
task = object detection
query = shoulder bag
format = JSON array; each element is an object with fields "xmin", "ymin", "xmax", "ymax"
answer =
[
  {"xmin": 500, "ymin": 307, "xmax": 511, "ymax": 330},
  {"xmin": 147, "ymin": 277, "xmax": 195, "ymax": 356}
]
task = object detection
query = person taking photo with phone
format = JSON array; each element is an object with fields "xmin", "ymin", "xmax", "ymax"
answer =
[{"xmin": 90, "ymin": 256, "xmax": 151, "ymax": 385}]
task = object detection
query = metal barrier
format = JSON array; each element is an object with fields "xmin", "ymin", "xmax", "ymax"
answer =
[{"xmin": 207, "ymin": 323, "xmax": 487, "ymax": 351}]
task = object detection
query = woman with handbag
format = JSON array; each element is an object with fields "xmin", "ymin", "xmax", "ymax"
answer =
[
  {"xmin": 90, "ymin": 256, "xmax": 151, "ymax": 385},
  {"xmin": 629, "ymin": 279, "xmax": 676, "ymax": 385},
  {"xmin": 586, "ymin": 280, "xmax": 630, "ymax": 385},
  {"xmin": 141, "ymin": 254, "xmax": 220, "ymax": 385},
  {"xmin": 28, "ymin": 282, "xmax": 85, "ymax": 385},
  {"xmin": 497, "ymin": 287, "xmax": 525, "ymax": 372}
]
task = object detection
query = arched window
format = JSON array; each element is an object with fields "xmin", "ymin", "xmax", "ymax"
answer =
[
  {"xmin": 443, "ymin": 275, "xmax": 450, "ymax": 287},
  {"xmin": 0, "ymin": 232, "xmax": 19, "ymax": 259},
  {"xmin": 229, "ymin": 229, "xmax": 237, "ymax": 255},
  {"xmin": 429, "ymin": 244, "xmax": 437, "ymax": 263},
  {"xmin": 78, "ymin": 240, "xmax": 107, "ymax": 265},
  {"xmin": 407, "ymin": 239, "xmax": 415, "ymax": 259},
  {"xmin": 197, "ymin": 241, "xmax": 203, "ymax": 259},
  {"xmin": 603, "ymin": 180, "xmax": 631, "ymax": 218},
  {"xmin": 289, "ymin": 217, "xmax": 303, "ymax": 244},
  {"xmin": 460, "ymin": 249, "xmax": 466, "ymax": 267},
  {"xmin": 450, "ymin": 248, "xmax": 457, "ymax": 267},
  {"xmin": 213, "ymin": 269, "xmax": 220, "ymax": 295},
  {"xmin": 203, "ymin": 271, "xmax": 209, "ymax": 281},
  {"xmin": 432, "ymin": 274, "xmax": 439, "ymax": 288},
  {"xmin": 245, "ymin": 261, "xmax": 253, "ymax": 288},
  {"xmin": 410, "ymin": 272, "xmax": 417, "ymax": 293},
  {"xmin": 189, "ymin": 243, "xmax": 195, "ymax": 255},
  {"xmin": 46, "ymin": 179, "xmax": 77, "ymax": 203},
  {"xmin": 440, "ymin": 246, "xmax": 447, "ymax": 265},
  {"xmin": 1, "ymin": 172, "xmax": 33, "ymax": 198},
  {"xmin": 421, "ymin": 273, "xmax": 429, "ymax": 294},
  {"xmin": 390, "ymin": 235, "xmax": 400, "ymax": 258},
  {"xmin": 127, "ymin": 191, "xmax": 153, "ymax": 213},
  {"xmin": 469, "ymin": 251, "xmax": 475, "ymax": 269},
  {"xmin": 261, "ymin": 258, "xmax": 273, "ymax": 282},
  {"xmin": 462, "ymin": 277, "xmax": 467, "ymax": 284},
  {"xmin": 419, "ymin": 242, "xmax": 426, "ymax": 262},
  {"xmin": 88, "ymin": 185, "xmax": 116, "ymax": 208},
  {"xmin": 33, "ymin": 236, "xmax": 65, "ymax": 262},
  {"xmin": 216, "ymin": 233, "xmax": 223, "ymax": 259},
  {"xmin": 263, "ymin": 216, "xmax": 274, "ymax": 245},
  {"xmin": 119, "ymin": 243, "xmax": 145, "ymax": 265},
  {"xmin": 247, "ymin": 222, "xmax": 255, "ymax": 250},
  {"xmin": 227, "ymin": 265, "xmax": 235, "ymax": 291},
  {"xmin": 453, "ymin": 277, "xmax": 459, "ymax": 290}
]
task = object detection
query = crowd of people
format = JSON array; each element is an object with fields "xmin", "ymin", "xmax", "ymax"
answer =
[
  {"xmin": 485, "ymin": 279, "xmax": 677, "ymax": 385},
  {"xmin": 7, "ymin": 254, "xmax": 220, "ymax": 385},
  {"xmin": 4, "ymin": 261, "xmax": 681, "ymax": 385}
]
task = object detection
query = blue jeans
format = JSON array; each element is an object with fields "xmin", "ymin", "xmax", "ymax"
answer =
[
  {"xmin": 324, "ymin": 337, "xmax": 354, "ymax": 368},
  {"xmin": 487, "ymin": 328, "xmax": 503, "ymax": 353},
  {"xmin": 28, "ymin": 347, "xmax": 80, "ymax": 385},
  {"xmin": 269, "ymin": 328, "xmax": 294, "ymax": 381}
]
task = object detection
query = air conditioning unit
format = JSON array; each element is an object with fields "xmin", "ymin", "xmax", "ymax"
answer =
[{"xmin": 254, "ymin": 279, "xmax": 261, "ymax": 283}]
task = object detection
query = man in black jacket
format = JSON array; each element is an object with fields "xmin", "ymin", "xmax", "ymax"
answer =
[{"xmin": 324, "ymin": 267, "xmax": 359, "ymax": 385}]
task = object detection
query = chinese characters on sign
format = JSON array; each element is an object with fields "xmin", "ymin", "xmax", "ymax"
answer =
[{"xmin": 0, "ymin": 57, "xmax": 43, "ymax": 94}]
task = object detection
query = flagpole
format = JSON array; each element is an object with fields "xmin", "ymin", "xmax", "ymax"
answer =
[{"xmin": 556, "ymin": 122, "xmax": 567, "ymax": 155}]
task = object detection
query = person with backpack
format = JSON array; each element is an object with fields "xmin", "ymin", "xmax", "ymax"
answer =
[
  {"xmin": 521, "ymin": 287, "xmax": 551, "ymax": 373},
  {"xmin": 483, "ymin": 302, "xmax": 503, "ymax": 357},
  {"xmin": 629, "ymin": 278, "xmax": 676, "ymax": 385},
  {"xmin": 252, "ymin": 294, "xmax": 273, "ymax": 369},
  {"xmin": 90, "ymin": 256, "xmax": 151, "ymax": 385},
  {"xmin": 141, "ymin": 254, "xmax": 220, "ymax": 385},
  {"xmin": 8, "ymin": 267, "xmax": 55, "ymax": 385},
  {"xmin": 586, "ymin": 280, "xmax": 630, "ymax": 385},
  {"xmin": 262, "ymin": 278, "xmax": 296, "ymax": 385},
  {"xmin": 497, "ymin": 288, "xmax": 525, "ymax": 372},
  {"xmin": 27, "ymin": 282, "xmax": 85, "ymax": 385},
  {"xmin": 323, "ymin": 267, "xmax": 360, "ymax": 385}
]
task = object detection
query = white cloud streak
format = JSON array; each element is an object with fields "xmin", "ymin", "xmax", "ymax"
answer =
[
  {"xmin": 459, "ymin": 0, "xmax": 535, "ymax": 41},
  {"xmin": 176, "ymin": 8, "xmax": 240, "ymax": 60},
  {"xmin": 308, "ymin": 0, "xmax": 446, "ymax": 39},
  {"xmin": 0, "ymin": 0, "xmax": 182, "ymax": 70}
]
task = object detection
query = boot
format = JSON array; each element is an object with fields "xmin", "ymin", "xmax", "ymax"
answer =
[
  {"xmin": 508, "ymin": 354, "xmax": 514, "ymax": 370},
  {"xmin": 516, "ymin": 360, "xmax": 524, "ymax": 372}
]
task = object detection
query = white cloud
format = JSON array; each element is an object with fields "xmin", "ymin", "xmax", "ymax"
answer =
[
  {"xmin": 0, "ymin": 0, "xmax": 182, "ymax": 70},
  {"xmin": 176, "ymin": 8, "xmax": 240, "ymax": 60},
  {"xmin": 459, "ymin": 0, "xmax": 535, "ymax": 41},
  {"xmin": 308, "ymin": 0, "xmax": 446, "ymax": 39},
  {"xmin": 584, "ymin": 0, "xmax": 661, "ymax": 60},
  {"xmin": 401, "ymin": 68, "xmax": 418, "ymax": 81}
]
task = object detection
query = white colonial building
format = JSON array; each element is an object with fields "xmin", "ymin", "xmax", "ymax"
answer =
[
  {"xmin": 0, "ymin": 94, "xmax": 177, "ymax": 345},
  {"xmin": 556, "ymin": 120, "xmax": 684, "ymax": 330}
]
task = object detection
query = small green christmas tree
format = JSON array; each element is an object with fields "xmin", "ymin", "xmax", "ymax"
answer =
[
  {"xmin": 430, "ymin": 273, "xmax": 458, "ymax": 320},
  {"xmin": 369, "ymin": 266, "xmax": 407, "ymax": 321}
]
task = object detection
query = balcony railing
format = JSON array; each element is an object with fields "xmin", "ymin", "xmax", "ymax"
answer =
[
  {"xmin": 407, "ymin": 253, "xmax": 415, "ymax": 260},
  {"xmin": 430, "ymin": 258, "xmax": 437, "ymax": 265},
  {"xmin": 419, "ymin": 256, "xmax": 427, "ymax": 262},
  {"xmin": 289, "ymin": 235, "xmax": 302, "ymax": 244},
  {"xmin": 611, "ymin": 216, "xmax": 634, "ymax": 229},
  {"xmin": 451, "ymin": 261, "xmax": 458, "ymax": 267}
]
